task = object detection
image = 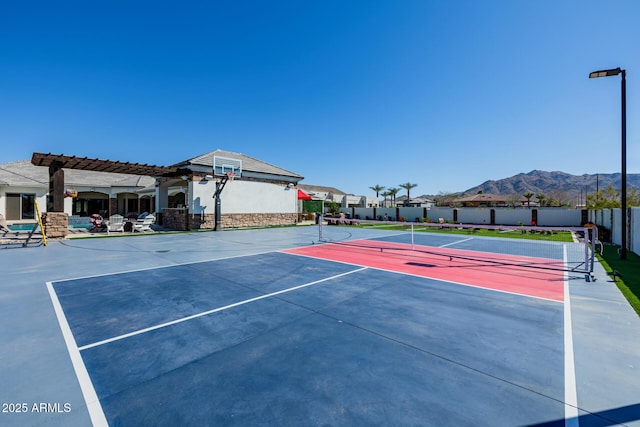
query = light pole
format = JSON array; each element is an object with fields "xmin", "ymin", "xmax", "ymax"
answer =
[{"xmin": 589, "ymin": 67, "xmax": 627, "ymax": 259}]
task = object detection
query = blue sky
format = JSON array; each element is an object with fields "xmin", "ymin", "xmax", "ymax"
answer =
[{"xmin": 1, "ymin": 1, "xmax": 639, "ymax": 198}]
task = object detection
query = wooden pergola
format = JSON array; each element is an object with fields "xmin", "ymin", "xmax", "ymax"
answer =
[{"xmin": 31, "ymin": 152, "xmax": 187, "ymax": 212}]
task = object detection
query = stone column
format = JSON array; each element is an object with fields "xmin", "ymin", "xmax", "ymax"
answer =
[
  {"xmin": 109, "ymin": 197, "xmax": 118, "ymax": 216},
  {"xmin": 42, "ymin": 212, "xmax": 68, "ymax": 239}
]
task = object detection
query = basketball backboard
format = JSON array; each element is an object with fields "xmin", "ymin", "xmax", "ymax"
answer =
[{"xmin": 213, "ymin": 155, "xmax": 242, "ymax": 178}]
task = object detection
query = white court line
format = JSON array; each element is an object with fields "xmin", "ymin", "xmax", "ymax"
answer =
[
  {"xmin": 438, "ymin": 237, "xmax": 474, "ymax": 248},
  {"xmin": 78, "ymin": 266, "xmax": 368, "ymax": 351},
  {"xmin": 46, "ymin": 282, "xmax": 108, "ymax": 427},
  {"xmin": 50, "ymin": 248, "xmax": 279, "ymax": 284},
  {"xmin": 563, "ymin": 245, "xmax": 579, "ymax": 426}
]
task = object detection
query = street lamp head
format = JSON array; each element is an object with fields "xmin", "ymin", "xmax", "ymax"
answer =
[{"xmin": 589, "ymin": 67, "xmax": 623, "ymax": 78}]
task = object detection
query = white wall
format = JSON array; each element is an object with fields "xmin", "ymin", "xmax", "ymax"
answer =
[
  {"xmin": 352, "ymin": 207, "xmax": 374, "ymax": 219},
  {"xmin": 494, "ymin": 209, "xmax": 531, "ymax": 225},
  {"xmin": 398, "ymin": 207, "xmax": 427, "ymax": 221},
  {"xmin": 365, "ymin": 197, "xmax": 379, "ymax": 207},
  {"xmin": 0, "ymin": 186, "xmax": 48, "ymax": 219},
  {"xmin": 191, "ymin": 179, "xmax": 297, "ymax": 214},
  {"xmin": 456, "ymin": 208, "xmax": 491, "ymax": 224},
  {"xmin": 429, "ymin": 207, "xmax": 455, "ymax": 222},
  {"xmin": 632, "ymin": 207, "xmax": 640, "ymax": 254},
  {"xmin": 536, "ymin": 209, "xmax": 582, "ymax": 226},
  {"xmin": 342, "ymin": 195, "xmax": 362, "ymax": 207},
  {"xmin": 611, "ymin": 209, "xmax": 621, "ymax": 247},
  {"xmin": 337, "ymin": 206, "xmax": 584, "ymax": 227},
  {"xmin": 587, "ymin": 208, "xmax": 640, "ymax": 256}
]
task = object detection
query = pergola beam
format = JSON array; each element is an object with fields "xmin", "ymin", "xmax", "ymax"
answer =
[{"xmin": 31, "ymin": 152, "xmax": 181, "ymax": 176}]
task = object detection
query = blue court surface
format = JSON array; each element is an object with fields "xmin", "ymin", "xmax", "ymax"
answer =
[{"xmin": 2, "ymin": 226, "xmax": 640, "ymax": 426}]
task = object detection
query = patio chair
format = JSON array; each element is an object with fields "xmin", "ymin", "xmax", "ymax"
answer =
[
  {"xmin": 0, "ymin": 213, "xmax": 9, "ymax": 235},
  {"xmin": 133, "ymin": 215, "xmax": 155, "ymax": 232},
  {"xmin": 106, "ymin": 214, "xmax": 125, "ymax": 233}
]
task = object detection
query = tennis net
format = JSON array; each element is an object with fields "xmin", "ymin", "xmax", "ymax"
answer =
[{"xmin": 317, "ymin": 215, "xmax": 597, "ymax": 281}]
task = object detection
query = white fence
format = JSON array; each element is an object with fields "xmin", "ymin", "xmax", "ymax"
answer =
[
  {"xmin": 337, "ymin": 206, "xmax": 640, "ymax": 256},
  {"xmin": 342, "ymin": 207, "xmax": 583, "ymax": 226},
  {"xmin": 589, "ymin": 207, "xmax": 640, "ymax": 256}
]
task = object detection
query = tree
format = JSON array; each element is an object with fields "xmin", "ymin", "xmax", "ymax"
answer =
[
  {"xmin": 388, "ymin": 187, "xmax": 400, "ymax": 207},
  {"xmin": 434, "ymin": 192, "xmax": 459, "ymax": 207},
  {"xmin": 369, "ymin": 185, "xmax": 385, "ymax": 199},
  {"xmin": 536, "ymin": 194, "xmax": 546, "ymax": 207},
  {"xmin": 523, "ymin": 192, "xmax": 535, "ymax": 208},
  {"xmin": 381, "ymin": 190, "xmax": 391, "ymax": 207},
  {"xmin": 327, "ymin": 201, "xmax": 340, "ymax": 215},
  {"xmin": 507, "ymin": 194, "xmax": 522, "ymax": 208},
  {"xmin": 586, "ymin": 185, "xmax": 620, "ymax": 209},
  {"xmin": 586, "ymin": 185, "xmax": 640, "ymax": 209},
  {"xmin": 547, "ymin": 190, "xmax": 572, "ymax": 208},
  {"xmin": 630, "ymin": 189, "xmax": 640, "ymax": 207},
  {"xmin": 399, "ymin": 182, "xmax": 418, "ymax": 205}
]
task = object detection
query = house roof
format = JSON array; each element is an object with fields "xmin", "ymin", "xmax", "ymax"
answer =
[
  {"xmin": 456, "ymin": 194, "xmax": 523, "ymax": 203},
  {"xmin": 173, "ymin": 149, "xmax": 304, "ymax": 180},
  {"xmin": 406, "ymin": 197, "xmax": 432, "ymax": 203},
  {"xmin": 298, "ymin": 184, "xmax": 346, "ymax": 196},
  {"xmin": 0, "ymin": 160, "xmax": 155, "ymax": 188},
  {"xmin": 3, "ymin": 149, "xmax": 302, "ymax": 190}
]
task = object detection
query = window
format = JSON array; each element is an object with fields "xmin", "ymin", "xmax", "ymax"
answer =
[
  {"xmin": 5, "ymin": 193, "xmax": 35, "ymax": 220},
  {"xmin": 21, "ymin": 194, "xmax": 35, "ymax": 219}
]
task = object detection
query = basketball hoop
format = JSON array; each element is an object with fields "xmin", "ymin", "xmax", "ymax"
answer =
[{"xmin": 225, "ymin": 171, "xmax": 236, "ymax": 181}]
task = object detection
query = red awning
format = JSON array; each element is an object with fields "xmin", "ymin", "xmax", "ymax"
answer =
[{"xmin": 297, "ymin": 189, "xmax": 312, "ymax": 200}]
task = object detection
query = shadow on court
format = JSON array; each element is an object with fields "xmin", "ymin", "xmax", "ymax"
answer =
[{"xmin": 526, "ymin": 403, "xmax": 640, "ymax": 427}]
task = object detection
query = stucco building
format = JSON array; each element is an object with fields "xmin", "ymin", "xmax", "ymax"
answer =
[{"xmin": 0, "ymin": 149, "xmax": 304, "ymax": 232}]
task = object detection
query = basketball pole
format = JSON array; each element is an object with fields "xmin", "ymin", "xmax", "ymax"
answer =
[{"xmin": 213, "ymin": 173, "xmax": 232, "ymax": 231}]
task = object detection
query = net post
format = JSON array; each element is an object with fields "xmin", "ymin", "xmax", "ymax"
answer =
[
  {"xmin": 318, "ymin": 214, "xmax": 324, "ymax": 242},
  {"xmin": 411, "ymin": 223, "xmax": 415, "ymax": 250},
  {"xmin": 590, "ymin": 225, "xmax": 597, "ymax": 274}
]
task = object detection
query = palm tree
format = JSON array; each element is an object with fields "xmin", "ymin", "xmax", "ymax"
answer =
[
  {"xmin": 388, "ymin": 187, "xmax": 400, "ymax": 207},
  {"xmin": 370, "ymin": 185, "xmax": 385, "ymax": 205},
  {"xmin": 523, "ymin": 192, "xmax": 534, "ymax": 208},
  {"xmin": 536, "ymin": 193, "xmax": 546, "ymax": 207},
  {"xmin": 369, "ymin": 185, "xmax": 385, "ymax": 198},
  {"xmin": 399, "ymin": 182, "xmax": 418, "ymax": 206},
  {"xmin": 381, "ymin": 190, "xmax": 391, "ymax": 208}
]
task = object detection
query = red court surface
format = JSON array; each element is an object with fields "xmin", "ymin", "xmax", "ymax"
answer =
[{"xmin": 284, "ymin": 240, "xmax": 565, "ymax": 302}]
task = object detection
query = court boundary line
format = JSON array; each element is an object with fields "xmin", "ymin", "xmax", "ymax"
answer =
[
  {"xmin": 46, "ymin": 281, "xmax": 108, "ymax": 427},
  {"xmin": 563, "ymin": 245, "xmax": 579, "ymax": 425},
  {"xmin": 438, "ymin": 237, "xmax": 475, "ymax": 248},
  {"xmin": 47, "ymin": 239, "xmax": 578, "ymax": 424},
  {"xmin": 283, "ymin": 248, "xmax": 567, "ymax": 304},
  {"xmin": 76, "ymin": 266, "xmax": 368, "ymax": 351},
  {"xmin": 49, "ymin": 247, "xmax": 286, "ymax": 285}
]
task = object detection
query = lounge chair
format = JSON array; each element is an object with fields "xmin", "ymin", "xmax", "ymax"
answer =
[
  {"xmin": 106, "ymin": 214, "xmax": 125, "ymax": 233},
  {"xmin": 133, "ymin": 215, "xmax": 155, "ymax": 232},
  {"xmin": 0, "ymin": 213, "xmax": 9, "ymax": 235}
]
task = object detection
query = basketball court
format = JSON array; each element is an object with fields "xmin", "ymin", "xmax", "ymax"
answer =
[{"xmin": 1, "ymin": 224, "xmax": 640, "ymax": 426}]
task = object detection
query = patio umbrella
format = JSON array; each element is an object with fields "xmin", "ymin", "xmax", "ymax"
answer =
[{"xmin": 297, "ymin": 189, "xmax": 312, "ymax": 200}]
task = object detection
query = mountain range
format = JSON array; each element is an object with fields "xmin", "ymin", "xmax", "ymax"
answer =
[{"xmin": 418, "ymin": 170, "xmax": 640, "ymax": 203}]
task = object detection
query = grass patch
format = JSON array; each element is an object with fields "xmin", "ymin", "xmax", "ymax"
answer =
[{"xmin": 597, "ymin": 244, "xmax": 640, "ymax": 316}]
